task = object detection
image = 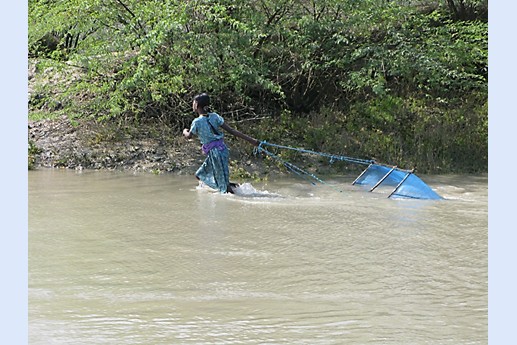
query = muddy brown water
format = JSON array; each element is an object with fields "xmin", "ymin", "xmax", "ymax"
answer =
[{"xmin": 29, "ymin": 169, "xmax": 487, "ymax": 344}]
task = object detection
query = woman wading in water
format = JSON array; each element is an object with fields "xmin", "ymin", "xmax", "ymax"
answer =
[{"xmin": 183, "ymin": 93, "xmax": 259, "ymax": 193}]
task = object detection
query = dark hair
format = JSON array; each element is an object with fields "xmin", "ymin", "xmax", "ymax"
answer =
[{"xmin": 193, "ymin": 93, "xmax": 211, "ymax": 112}]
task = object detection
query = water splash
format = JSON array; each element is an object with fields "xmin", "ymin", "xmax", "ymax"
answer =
[
  {"xmin": 195, "ymin": 182, "xmax": 218, "ymax": 193},
  {"xmin": 195, "ymin": 181, "xmax": 282, "ymax": 198},
  {"xmin": 232, "ymin": 183, "xmax": 282, "ymax": 198}
]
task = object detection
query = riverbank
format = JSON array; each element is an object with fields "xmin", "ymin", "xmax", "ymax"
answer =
[
  {"xmin": 28, "ymin": 114, "xmax": 370, "ymax": 182},
  {"xmin": 28, "ymin": 115, "xmax": 273, "ymax": 179}
]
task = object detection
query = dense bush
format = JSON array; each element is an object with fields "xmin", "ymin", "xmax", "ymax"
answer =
[{"xmin": 28, "ymin": 0, "xmax": 487, "ymax": 172}]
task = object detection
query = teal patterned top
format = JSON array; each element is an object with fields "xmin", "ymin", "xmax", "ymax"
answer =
[{"xmin": 189, "ymin": 113, "xmax": 225, "ymax": 145}]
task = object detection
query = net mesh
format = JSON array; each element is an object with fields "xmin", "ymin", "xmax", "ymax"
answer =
[{"xmin": 353, "ymin": 164, "xmax": 442, "ymax": 200}]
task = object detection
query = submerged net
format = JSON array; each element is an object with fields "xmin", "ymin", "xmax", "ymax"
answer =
[
  {"xmin": 256, "ymin": 141, "xmax": 442, "ymax": 200},
  {"xmin": 352, "ymin": 164, "xmax": 442, "ymax": 200}
]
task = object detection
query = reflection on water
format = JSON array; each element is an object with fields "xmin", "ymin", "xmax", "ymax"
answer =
[{"xmin": 29, "ymin": 169, "xmax": 487, "ymax": 344}]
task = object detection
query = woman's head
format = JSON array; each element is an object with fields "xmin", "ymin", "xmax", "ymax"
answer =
[{"xmin": 192, "ymin": 93, "xmax": 211, "ymax": 114}]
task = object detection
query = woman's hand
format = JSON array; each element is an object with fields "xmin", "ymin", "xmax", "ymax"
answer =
[{"xmin": 183, "ymin": 128, "xmax": 192, "ymax": 139}]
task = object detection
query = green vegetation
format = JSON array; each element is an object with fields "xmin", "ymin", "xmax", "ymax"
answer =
[
  {"xmin": 28, "ymin": 140, "xmax": 41, "ymax": 170},
  {"xmin": 29, "ymin": 0, "xmax": 487, "ymax": 173}
]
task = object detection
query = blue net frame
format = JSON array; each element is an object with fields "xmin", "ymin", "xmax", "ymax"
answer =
[{"xmin": 352, "ymin": 164, "xmax": 442, "ymax": 200}]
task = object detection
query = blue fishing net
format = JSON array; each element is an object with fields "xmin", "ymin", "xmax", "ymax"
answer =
[
  {"xmin": 353, "ymin": 164, "xmax": 442, "ymax": 200},
  {"xmin": 256, "ymin": 142, "xmax": 442, "ymax": 200}
]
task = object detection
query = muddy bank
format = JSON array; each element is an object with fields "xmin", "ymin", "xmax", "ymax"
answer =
[{"xmin": 28, "ymin": 116, "xmax": 266, "ymax": 178}]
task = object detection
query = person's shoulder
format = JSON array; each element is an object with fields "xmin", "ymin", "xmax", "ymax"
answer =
[
  {"xmin": 192, "ymin": 116, "xmax": 204, "ymax": 124},
  {"xmin": 210, "ymin": 112, "xmax": 224, "ymax": 122},
  {"xmin": 190, "ymin": 116, "xmax": 204, "ymax": 129}
]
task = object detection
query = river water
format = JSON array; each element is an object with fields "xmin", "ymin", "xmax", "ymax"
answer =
[{"xmin": 29, "ymin": 169, "xmax": 487, "ymax": 344}]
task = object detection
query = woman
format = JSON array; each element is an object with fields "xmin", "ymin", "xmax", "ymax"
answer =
[{"xmin": 183, "ymin": 93, "xmax": 259, "ymax": 193}]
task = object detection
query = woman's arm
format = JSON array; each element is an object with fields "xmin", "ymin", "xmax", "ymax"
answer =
[{"xmin": 221, "ymin": 123, "xmax": 260, "ymax": 146}]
